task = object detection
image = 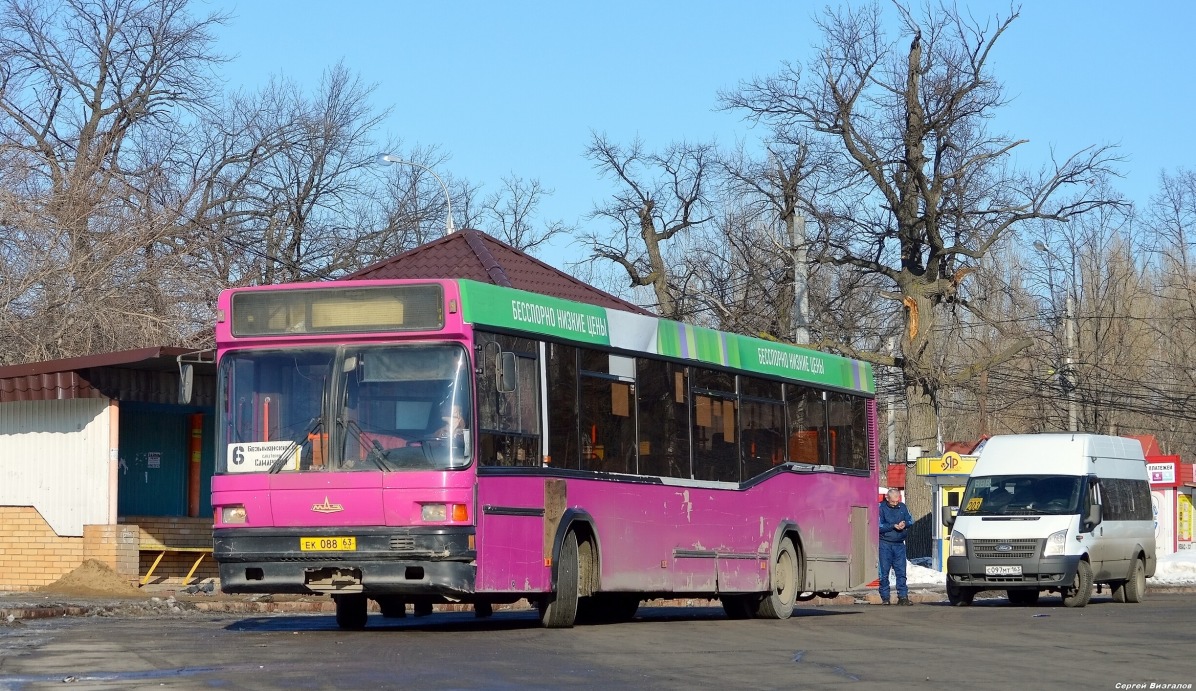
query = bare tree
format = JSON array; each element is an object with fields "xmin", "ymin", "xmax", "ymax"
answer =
[
  {"xmin": 581, "ymin": 133, "xmax": 715, "ymax": 320},
  {"xmin": 186, "ymin": 62, "xmax": 393, "ymax": 285},
  {"xmin": 720, "ymin": 3, "xmax": 1120, "ymax": 554},
  {"xmin": 476, "ymin": 174, "xmax": 568, "ymax": 253},
  {"xmin": 0, "ymin": 0, "xmax": 229, "ymax": 361}
]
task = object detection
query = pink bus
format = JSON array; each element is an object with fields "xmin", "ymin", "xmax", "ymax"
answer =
[{"xmin": 208, "ymin": 279, "xmax": 879, "ymax": 629}]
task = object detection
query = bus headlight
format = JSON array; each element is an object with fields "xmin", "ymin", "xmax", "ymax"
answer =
[
  {"xmin": 221, "ymin": 505, "xmax": 247, "ymax": 524},
  {"xmin": 421, "ymin": 503, "xmax": 469, "ymax": 522},
  {"xmin": 1043, "ymin": 530, "xmax": 1067, "ymax": 557},
  {"xmin": 421, "ymin": 504, "xmax": 447, "ymax": 522},
  {"xmin": 949, "ymin": 531, "xmax": 967, "ymax": 557}
]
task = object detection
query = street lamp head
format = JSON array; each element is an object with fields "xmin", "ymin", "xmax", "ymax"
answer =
[{"xmin": 376, "ymin": 153, "xmax": 455, "ymax": 235}]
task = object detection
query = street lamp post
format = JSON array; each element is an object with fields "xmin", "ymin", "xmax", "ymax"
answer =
[
  {"xmin": 1034, "ymin": 240, "xmax": 1078, "ymax": 432},
  {"xmin": 377, "ymin": 154, "xmax": 455, "ymax": 235}
]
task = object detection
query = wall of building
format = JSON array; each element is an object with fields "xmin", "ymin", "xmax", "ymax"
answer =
[
  {"xmin": 0, "ymin": 506, "xmax": 139, "ymax": 591},
  {"xmin": 0, "ymin": 398, "xmax": 113, "ymax": 536}
]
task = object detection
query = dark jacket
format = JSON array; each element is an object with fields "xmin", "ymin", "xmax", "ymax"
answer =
[{"xmin": 879, "ymin": 501, "xmax": 915, "ymax": 543}]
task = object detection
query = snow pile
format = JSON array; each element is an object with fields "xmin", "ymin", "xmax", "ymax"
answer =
[
  {"xmin": 905, "ymin": 561, "xmax": 948, "ymax": 586},
  {"xmin": 1151, "ymin": 551, "xmax": 1196, "ymax": 585}
]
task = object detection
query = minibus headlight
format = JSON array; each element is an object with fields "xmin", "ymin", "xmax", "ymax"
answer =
[
  {"xmin": 950, "ymin": 531, "xmax": 966, "ymax": 557},
  {"xmin": 221, "ymin": 505, "xmax": 247, "ymax": 524},
  {"xmin": 1043, "ymin": 530, "xmax": 1067, "ymax": 557}
]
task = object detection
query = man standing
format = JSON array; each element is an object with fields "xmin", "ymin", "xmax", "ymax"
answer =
[{"xmin": 878, "ymin": 488, "xmax": 915, "ymax": 605}]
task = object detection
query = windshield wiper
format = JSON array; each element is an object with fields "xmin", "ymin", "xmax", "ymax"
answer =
[
  {"xmin": 268, "ymin": 417, "xmax": 322, "ymax": 474},
  {"xmin": 338, "ymin": 418, "xmax": 393, "ymax": 472}
]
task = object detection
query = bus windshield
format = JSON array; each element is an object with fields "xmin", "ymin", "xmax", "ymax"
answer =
[
  {"xmin": 959, "ymin": 474, "xmax": 1084, "ymax": 516},
  {"xmin": 218, "ymin": 344, "xmax": 472, "ymax": 473}
]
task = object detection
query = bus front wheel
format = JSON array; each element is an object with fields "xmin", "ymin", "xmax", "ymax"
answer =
[
  {"xmin": 540, "ymin": 531, "xmax": 580, "ymax": 628},
  {"xmin": 756, "ymin": 536, "xmax": 799, "ymax": 620},
  {"xmin": 334, "ymin": 594, "xmax": 368, "ymax": 630}
]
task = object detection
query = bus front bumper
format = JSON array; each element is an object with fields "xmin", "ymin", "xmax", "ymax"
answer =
[{"xmin": 214, "ymin": 526, "xmax": 476, "ymax": 596}]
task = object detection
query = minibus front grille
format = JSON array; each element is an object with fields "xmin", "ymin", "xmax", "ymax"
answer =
[{"xmin": 970, "ymin": 538, "xmax": 1040, "ymax": 559}]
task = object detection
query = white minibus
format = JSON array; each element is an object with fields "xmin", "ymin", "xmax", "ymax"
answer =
[{"xmin": 943, "ymin": 433, "xmax": 1155, "ymax": 607}]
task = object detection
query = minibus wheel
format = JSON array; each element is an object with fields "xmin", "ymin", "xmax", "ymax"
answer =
[
  {"xmin": 1062, "ymin": 560, "xmax": 1093, "ymax": 608},
  {"xmin": 947, "ymin": 580, "xmax": 975, "ymax": 606},
  {"xmin": 1122, "ymin": 558, "xmax": 1146, "ymax": 603}
]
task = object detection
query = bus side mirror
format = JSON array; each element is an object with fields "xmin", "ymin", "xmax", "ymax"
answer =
[
  {"xmin": 178, "ymin": 362, "xmax": 194, "ymax": 404},
  {"xmin": 497, "ymin": 352, "xmax": 517, "ymax": 393},
  {"xmin": 941, "ymin": 504, "xmax": 957, "ymax": 529},
  {"xmin": 1083, "ymin": 503, "xmax": 1102, "ymax": 531}
]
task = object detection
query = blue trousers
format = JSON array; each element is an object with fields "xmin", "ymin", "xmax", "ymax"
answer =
[{"xmin": 878, "ymin": 540, "xmax": 908, "ymax": 600}]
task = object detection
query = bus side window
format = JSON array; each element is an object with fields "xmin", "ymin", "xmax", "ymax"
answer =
[{"xmin": 477, "ymin": 332, "xmax": 542, "ymax": 467}]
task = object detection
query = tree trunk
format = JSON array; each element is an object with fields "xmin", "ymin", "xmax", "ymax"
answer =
[
  {"xmin": 900, "ymin": 288, "xmax": 940, "ymax": 560},
  {"xmin": 903, "ymin": 382, "xmax": 937, "ymax": 559}
]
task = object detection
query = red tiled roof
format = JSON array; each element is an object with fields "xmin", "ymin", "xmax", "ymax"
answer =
[
  {"xmin": 944, "ymin": 438, "xmax": 985, "ymax": 454},
  {"xmin": 348, "ymin": 229, "xmax": 651, "ymax": 315}
]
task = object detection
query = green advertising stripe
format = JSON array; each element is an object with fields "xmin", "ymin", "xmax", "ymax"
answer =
[
  {"xmin": 458, "ymin": 280, "xmax": 874, "ymax": 394},
  {"xmin": 459, "ymin": 281, "xmax": 611, "ymax": 346}
]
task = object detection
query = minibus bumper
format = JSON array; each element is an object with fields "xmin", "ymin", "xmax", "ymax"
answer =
[{"xmin": 946, "ymin": 554, "xmax": 1081, "ymax": 589}]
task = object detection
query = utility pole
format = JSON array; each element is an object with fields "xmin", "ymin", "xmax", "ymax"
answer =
[
  {"xmin": 1034, "ymin": 240, "xmax": 1078, "ymax": 432},
  {"xmin": 791, "ymin": 214, "xmax": 809, "ymax": 344}
]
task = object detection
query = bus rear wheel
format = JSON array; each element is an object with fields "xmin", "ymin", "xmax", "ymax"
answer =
[
  {"xmin": 755, "ymin": 536, "xmax": 799, "ymax": 620},
  {"xmin": 334, "ymin": 594, "xmax": 368, "ymax": 630},
  {"xmin": 539, "ymin": 531, "xmax": 580, "ymax": 628}
]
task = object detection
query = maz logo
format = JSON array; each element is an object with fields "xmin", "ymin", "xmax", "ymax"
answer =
[{"xmin": 311, "ymin": 496, "xmax": 344, "ymax": 513}]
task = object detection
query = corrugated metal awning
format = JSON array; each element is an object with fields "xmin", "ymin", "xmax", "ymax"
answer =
[{"xmin": 0, "ymin": 346, "xmax": 213, "ymax": 405}]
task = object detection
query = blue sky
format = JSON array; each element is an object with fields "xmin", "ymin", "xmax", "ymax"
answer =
[{"xmin": 207, "ymin": 1, "xmax": 1196, "ymax": 267}]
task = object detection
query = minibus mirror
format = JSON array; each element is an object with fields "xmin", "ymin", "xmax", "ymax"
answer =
[
  {"xmin": 941, "ymin": 504, "xmax": 957, "ymax": 529},
  {"xmin": 498, "ymin": 352, "xmax": 517, "ymax": 393},
  {"xmin": 1083, "ymin": 503, "xmax": 1102, "ymax": 531},
  {"xmin": 178, "ymin": 362, "xmax": 194, "ymax": 404}
]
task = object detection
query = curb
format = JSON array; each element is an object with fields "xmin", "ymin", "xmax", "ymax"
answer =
[{"xmin": 4, "ymin": 585, "xmax": 1194, "ymax": 622}]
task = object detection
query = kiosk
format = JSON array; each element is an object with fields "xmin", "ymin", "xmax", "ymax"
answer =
[{"xmin": 915, "ymin": 451, "xmax": 977, "ymax": 571}]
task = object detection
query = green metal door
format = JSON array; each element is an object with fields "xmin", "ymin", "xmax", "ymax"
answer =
[{"xmin": 118, "ymin": 409, "xmax": 189, "ymax": 516}]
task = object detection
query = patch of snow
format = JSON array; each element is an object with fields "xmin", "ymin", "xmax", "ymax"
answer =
[{"xmin": 1151, "ymin": 551, "xmax": 1196, "ymax": 585}]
